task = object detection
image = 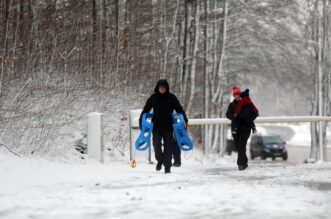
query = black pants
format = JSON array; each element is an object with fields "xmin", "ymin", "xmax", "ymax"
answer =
[
  {"xmin": 232, "ymin": 131, "xmax": 250, "ymax": 167},
  {"xmin": 173, "ymin": 142, "xmax": 181, "ymax": 165},
  {"xmin": 152, "ymin": 129, "xmax": 176, "ymax": 168}
]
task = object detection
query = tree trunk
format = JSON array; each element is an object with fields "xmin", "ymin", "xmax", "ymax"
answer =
[
  {"xmin": 1, "ymin": 0, "xmax": 10, "ymax": 44},
  {"xmin": 186, "ymin": 1, "xmax": 200, "ymax": 116},
  {"xmin": 182, "ymin": 1, "xmax": 191, "ymax": 103},
  {"xmin": 203, "ymin": 0, "xmax": 210, "ymax": 154},
  {"xmin": 100, "ymin": 0, "xmax": 106, "ymax": 85},
  {"xmin": 115, "ymin": 0, "xmax": 119, "ymax": 78},
  {"xmin": 92, "ymin": 0, "xmax": 97, "ymax": 78},
  {"xmin": 161, "ymin": 0, "xmax": 180, "ymax": 79},
  {"xmin": 218, "ymin": 0, "xmax": 228, "ymax": 154}
]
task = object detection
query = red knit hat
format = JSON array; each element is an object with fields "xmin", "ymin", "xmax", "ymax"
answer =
[{"xmin": 232, "ymin": 86, "xmax": 241, "ymax": 96}]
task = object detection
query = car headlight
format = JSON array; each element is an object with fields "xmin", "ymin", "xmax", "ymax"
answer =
[
  {"xmin": 264, "ymin": 144, "xmax": 272, "ymax": 149},
  {"xmin": 264, "ymin": 148, "xmax": 271, "ymax": 152}
]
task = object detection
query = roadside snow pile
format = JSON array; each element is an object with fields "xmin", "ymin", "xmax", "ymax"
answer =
[
  {"xmin": 287, "ymin": 123, "xmax": 330, "ymax": 147},
  {"xmin": 287, "ymin": 123, "xmax": 311, "ymax": 146}
]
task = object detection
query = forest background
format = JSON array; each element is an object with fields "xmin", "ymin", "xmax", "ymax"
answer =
[{"xmin": 0, "ymin": 0, "xmax": 330, "ymax": 159}]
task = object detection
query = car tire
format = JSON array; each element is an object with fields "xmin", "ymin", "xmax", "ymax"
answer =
[
  {"xmin": 250, "ymin": 152, "xmax": 255, "ymax": 160},
  {"xmin": 261, "ymin": 153, "xmax": 267, "ymax": 160},
  {"xmin": 282, "ymin": 153, "xmax": 288, "ymax": 161}
]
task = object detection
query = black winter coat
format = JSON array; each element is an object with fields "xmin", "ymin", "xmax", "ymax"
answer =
[
  {"xmin": 226, "ymin": 100, "xmax": 258, "ymax": 133},
  {"xmin": 139, "ymin": 80, "xmax": 188, "ymax": 132}
]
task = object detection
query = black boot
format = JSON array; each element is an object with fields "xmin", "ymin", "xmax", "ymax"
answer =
[
  {"xmin": 173, "ymin": 162, "xmax": 181, "ymax": 167},
  {"xmin": 238, "ymin": 165, "xmax": 248, "ymax": 171},
  {"xmin": 165, "ymin": 166, "xmax": 171, "ymax": 174},
  {"xmin": 156, "ymin": 161, "xmax": 162, "ymax": 171}
]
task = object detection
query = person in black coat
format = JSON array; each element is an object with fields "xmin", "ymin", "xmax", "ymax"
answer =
[
  {"xmin": 226, "ymin": 86, "xmax": 258, "ymax": 171},
  {"xmin": 139, "ymin": 79, "xmax": 188, "ymax": 173}
]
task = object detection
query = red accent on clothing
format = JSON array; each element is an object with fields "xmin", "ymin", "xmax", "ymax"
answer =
[{"xmin": 235, "ymin": 96, "xmax": 258, "ymax": 115}]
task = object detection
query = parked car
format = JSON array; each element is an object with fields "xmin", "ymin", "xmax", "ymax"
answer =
[{"xmin": 250, "ymin": 134, "xmax": 288, "ymax": 160}]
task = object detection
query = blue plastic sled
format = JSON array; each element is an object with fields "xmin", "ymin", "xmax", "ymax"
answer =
[
  {"xmin": 135, "ymin": 113, "xmax": 154, "ymax": 151},
  {"xmin": 172, "ymin": 113, "xmax": 193, "ymax": 151}
]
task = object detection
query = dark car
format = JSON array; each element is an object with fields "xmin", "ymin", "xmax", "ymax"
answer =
[{"xmin": 250, "ymin": 134, "xmax": 288, "ymax": 160}]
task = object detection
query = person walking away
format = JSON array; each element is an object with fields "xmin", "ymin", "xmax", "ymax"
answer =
[{"xmin": 139, "ymin": 79, "xmax": 188, "ymax": 173}]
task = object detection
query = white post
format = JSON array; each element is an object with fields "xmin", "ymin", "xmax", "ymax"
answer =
[
  {"xmin": 87, "ymin": 112, "xmax": 104, "ymax": 163},
  {"xmin": 129, "ymin": 110, "xmax": 141, "ymax": 162}
]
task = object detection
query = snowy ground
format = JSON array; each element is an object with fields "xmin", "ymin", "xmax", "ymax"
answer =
[
  {"xmin": 1, "ymin": 117, "xmax": 330, "ymax": 219},
  {"xmin": 0, "ymin": 151, "xmax": 331, "ymax": 219}
]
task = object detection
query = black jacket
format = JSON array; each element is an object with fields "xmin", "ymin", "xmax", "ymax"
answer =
[
  {"xmin": 226, "ymin": 100, "xmax": 258, "ymax": 133},
  {"xmin": 139, "ymin": 80, "xmax": 188, "ymax": 132}
]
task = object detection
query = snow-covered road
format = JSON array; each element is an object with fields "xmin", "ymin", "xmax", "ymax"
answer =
[{"xmin": 0, "ymin": 153, "xmax": 331, "ymax": 219}]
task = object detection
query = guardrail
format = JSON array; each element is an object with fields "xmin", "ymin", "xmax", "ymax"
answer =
[
  {"xmin": 129, "ymin": 109, "xmax": 331, "ymax": 163},
  {"xmin": 188, "ymin": 116, "xmax": 331, "ymax": 125},
  {"xmin": 188, "ymin": 116, "xmax": 331, "ymax": 162}
]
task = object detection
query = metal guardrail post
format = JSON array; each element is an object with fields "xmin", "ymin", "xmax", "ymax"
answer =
[{"xmin": 319, "ymin": 120, "xmax": 324, "ymax": 162}]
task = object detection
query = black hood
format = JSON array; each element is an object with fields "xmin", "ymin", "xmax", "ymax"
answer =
[{"xmin": 154, "ymin": 79, "xmax": 170, "ymax": 94}]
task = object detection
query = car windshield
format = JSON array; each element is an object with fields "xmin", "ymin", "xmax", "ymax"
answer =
[{"xmin": 262, "ymin": 136, "xmax": 283, "ymax": 144}]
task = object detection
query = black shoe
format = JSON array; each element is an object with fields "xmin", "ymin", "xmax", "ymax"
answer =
[
  {"xmin": 238, "ymin": 165, "xmax": 248, "ymax": 171},
  {"xmin": 165, "ymin": 166, "xmax": 171, "ymax": 174},
  {"xmin": 156, "ymin": 162, "xmax": 162, "ymax": 171},
  {"xmin": 173, "ymin": 163, "xmax": 181, "ymax": 167}
]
